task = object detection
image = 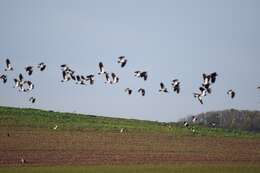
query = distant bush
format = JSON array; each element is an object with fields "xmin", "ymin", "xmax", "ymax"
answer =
[{"xmin": 185, "ymin": 109, "xmax": 260, "ymax": 132}]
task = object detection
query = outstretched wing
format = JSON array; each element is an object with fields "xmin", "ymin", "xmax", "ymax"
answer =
[{"xmin": 121, "ymin": 59, "xmax": 127, "ymax": 68}]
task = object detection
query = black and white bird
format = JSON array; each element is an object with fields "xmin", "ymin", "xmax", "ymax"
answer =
[
  {"xmin": 13, "ymin": 74, "xmax": 24, "ymax": 90},
  {"xmin": 227, "ymin": 89, "xmax": 235, "ymax": 99},
  {"xmin": 75, "ymin": 75, "xmax": 81, "ymax": 84},
  {"xmin": 159, "ymin": 82, "xmax": 168, "ymax": 93},
  {"xmin": 134, "ymin": 71, "xmax": 148, "ymax": 81},
  {"xmin": 134, "ymin": 71, "xmax": 142, "ymax": 78},
  {"xmin": 202, "ymin": 83, "xmax": 212, "ymax": 94},
  {"xmin": 193, "ymin": 86, "xmax": 207, "ymax": 104},
  {"xmin": 103, "ymin": 72, "xmax": 110, "ymax": 84},
  {"xmin": 86, "ymin": 74, "xmax": 95, "ymax": 85},
  {"xmin": 29, "ymin": 97, "xmax": 36, "ymax": 103},
  {"xmin": 61, "ymin": 70, "xmax": 72, "ymax": 82},
  {"xmin": 193, "ymin": 92, "xmax": 203, "ymax": 104},
  {"xmin": 202, "ymin": 73, "xmax": 210, "ymax": 85},
  {"xmin": 203, "ymin": 72, "xmax": 218, "ymax": 85},
  {"xmin": 23, "ymin": 80, "xmax": 34, "ymax": 92},
  {"xmin": 37, "ymin": 62, "xmax": 46, "ymax": 71},
  {"xmin": 18, "ymin": 73, "xmax": 23, "ymax": 81},
  {"xmin": 60, "ymin": 65, "xmax": 74, "ymax": 82},
  {"xmin": 192, "ymin": 116, "xmax": 197, "ymax": 123},
  {"xmin": 171, "ymin": 79, "xmax": 180, "ymax": 94},
  {"xmin": 199, "ymin": 87, "xmax": 207, "ymax": 97},
  {"xmin": 125, "ymin": 88, "xmax": 132, "ymax": 95},
  {"xmin": 210, "ymin": 72, "xmax": 218, "ymax": 83},
  {"xmin": 117, "ymin": 56, "xmax": 127, "ymax": 68},
  {"xmin": 4, "ymin": 59, "xmax": 14, "ymax": 71},
  {"xmin": 60, "ymin": 64, "xmax": 69, "ymax": 71},
  {"xmin": 0, "ymin": 74, "xmax": 7, "ymax": 84},
  {"xmin": 98, "ymin": 62, "xmax": 105, "ymax": 75},
  {"xmin": 138, "ymin": 88, "xmax": 145, "ymax": 96},
  {"xmin": 110, "ymin": 73, "xmax": 119, "ymax": 84},
  {"xmin": 25, "ymin": 66, "xmax": 33, "ymax": 76},
  {"xmin": 13, "ymin": 79, "xmax": 23, "ymax": 91},
  {"xmin": 184, "ymin": 121, "xmax": 189, "ymax": 127},
  {"xmin": 257, "ymin": 86, "xmax": 260, "ymax": 90}
]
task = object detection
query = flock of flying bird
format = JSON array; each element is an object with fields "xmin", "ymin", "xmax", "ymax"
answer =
[
  {"xmin": 0, "ymin": 59, "xmax": 46, "ymax": 103},
  {"xmin": 1, "ymin": 59, "xmax": 46, "ymax": 103},
  {"xmin": 59, "ymin": 56, "xmax": 182, "ymax": 97},
  {"xmin": 1, "ymin": 57, "xmax": 260, "ymax": 105}
]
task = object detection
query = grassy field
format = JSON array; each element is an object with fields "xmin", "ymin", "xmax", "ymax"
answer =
[
  {"xmin": 0, "ymin": 106, "xmax": 259, "ymax": 138},
  {"xmin": 1, "ymin": 164, "xmax": 260, "ymax": 173},
  {"xmin": 1, "ymin": 106, "xmax": 260, "ymax": 172}
]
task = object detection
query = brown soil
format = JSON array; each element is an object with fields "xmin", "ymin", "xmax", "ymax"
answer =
[{"xmin": 1, "ymin": 128, "xmax": 260, "ymax": 166}]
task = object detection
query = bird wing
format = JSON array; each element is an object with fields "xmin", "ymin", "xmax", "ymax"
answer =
[
  {"xmin": 198, "ymin": 97, "xmax": 203, "ymax": 104},
  {"xmin": 231, "ymin": 92, "xmax": 235, "ymax": 98},
  {"xmin": 160, "ymin": 82, "xmax": 164, "ymax": 89},
  {"xmin": 62, "ymin": 71, "xmax": 66, "ymax": 79},
  {"xmin": 6, "ymin": 59, "xmax": 11, "ymax": 67},
  {"xmin": 111, "ymin": 73, "xmax": 116, "ymax": 79},
  {"xmin": 143, "ymin": 73, "xmax": 148, "ymax": 81},
  {"xmin": 40, "ymin": 65, "xmax": 46, "ymax": 71},
  {"xmin": 99, "ymin": 62, "xmax": 103, "ymax": 72},
  {"xmin": 19, "ymin": 74, "xmax": 23, "ymax": 81},
  {"xmin": 121, "ymin": 60, "xmax": 127, "ymax": 67},
  {"xmin": 199, "ymin": 87, "xmax": 205, "ymax": 92},
  {"xmin": 176, "ymin": 87, "xmax": 180, "ymax": 94}
]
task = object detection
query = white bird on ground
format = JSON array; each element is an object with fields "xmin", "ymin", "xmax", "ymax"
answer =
[
  {"xmin": 20, "ymin": 158, "xmax": 26, "ymax": 164},
  {"xmin": 53, "ymin": 125, "xmax": 58, "ymax": 130},
  {"xmin": 120, "ymin": 128, "xmax": 125, "ymax": 133},
  {"xmin": 192, "ymin": 128, "xmax": 196, "ymax": 133}
]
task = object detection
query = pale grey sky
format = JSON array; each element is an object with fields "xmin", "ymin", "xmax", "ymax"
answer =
[{"xmin": 0, "ymin": 0, "xmax": 259, "ymax": 121}]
